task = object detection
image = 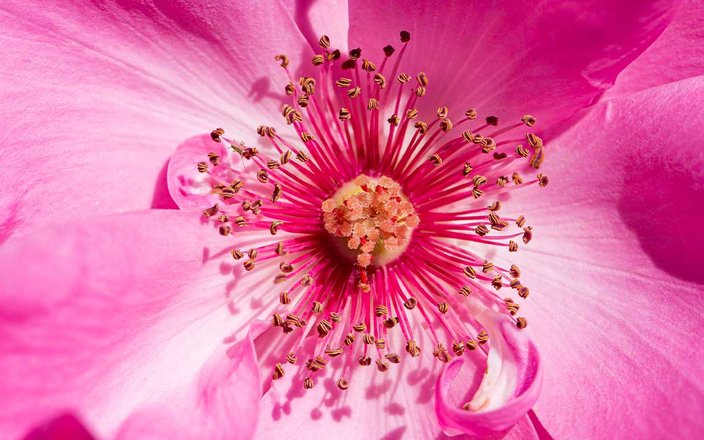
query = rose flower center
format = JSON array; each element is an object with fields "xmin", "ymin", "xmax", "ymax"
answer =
[{"xmin": 322, "ymin": 174, "xmax": 418, "ymax": 269}]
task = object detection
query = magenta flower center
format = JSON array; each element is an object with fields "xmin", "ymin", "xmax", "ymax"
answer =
[{"xmin": 196, "ymin": 31, "xmax": 548, "ymax": 403}]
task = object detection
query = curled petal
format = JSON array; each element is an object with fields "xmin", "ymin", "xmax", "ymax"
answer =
[{"xmin": 435, "ymin": 307, "xmax": 541, "ymax": 437}]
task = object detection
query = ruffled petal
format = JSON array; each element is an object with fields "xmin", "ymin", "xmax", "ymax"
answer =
[
  {"xmin": 605, "ymin": 0, "xmax": 704, "ymax": 98},
  {"xmin": 508, "ymin": 75, "xmax": 704, "ymax": 438},
  {"xmin": 167, "ymin": 134, "xmax": 232, "ymax": 209},
  {"xmin": 0, "ymin": 1, "xmax": 314, "ymax": 243},
  {"xmin": 435, "ymin": 305, "xmax": 541, "ymax": 437},
  {"xmin": 348, "ymin": 0, "xmax": 676, "ymax": 126},
  {"xmin": 0, "ymin": 210, "xmax": 256, "ymax": 439}
]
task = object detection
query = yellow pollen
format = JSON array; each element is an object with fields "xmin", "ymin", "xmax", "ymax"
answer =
[{"xmin": 322, "ymin": 175, "xmax": 419, "ymax": 267}]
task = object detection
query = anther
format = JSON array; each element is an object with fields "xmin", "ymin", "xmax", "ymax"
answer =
[
  {"xmin": 311, "ymin": 54, "xmax": 324, "ymax": 66},
  {"xmin": 385, "ymin": 353, "xmax": 401, "ymax": 364},
  {"xmin": 400, "ymin": 30, "xmax": 411, "ymax": 42},
  {"xmin": 471, "ymin": 187, "xmax": 484, "ymax": 199},
  {"xmin": 522, "ymin": 226, "xmax": 533, "ymax": 244},
  {"xmin": 406, "ymin": 340, "xmax": 421, "ymax": 357},
  {"xmin": 475, "ymin": 224, "xmax": 489, "ymax": 236},
  {"xmin": 347, "ymin": 86, "xmax": 361, "ymax": 98},
  {"xmin": 464, "ymin": 266, "xmax": 477, "ymax": 279},
  {"xmin": 274, "ymin": 54, "xmax": 289, "ymax": 68},
  {"xmin": 537, "ymin": 173, "xmax": 549, "ymax": 187},
  {"xmin": 403, "ymin": 297, "xmax": 417, "ymax": 309},
  {"xmin": 243, "ymin": 259, "xmax": 255, "ymax": 271},
  {"xmin": 433, "ymin": 343, "xmax": 451, "ymax": 363},
  {"xmin": 383, "ymin": 316, "xmax": 399, "ymax": 328},
  {"xmin": 349, "ymin": 48, "xmax": 362, "ymax": 59},
  {"xmin": 397, "ymin": 73, "xmax": 410, "ymax": 83},
  {"xmin": 477, "ymin": 330, "xmax": 489, "ymax": 344},
  {"xmin": 492, "ymin": 275, "xmax": 503, "ymax": 290},
  {"xmin": 361, "ymin": 59, "xmax": 376, "ymax": 72},
  {"xmin": 482, "ymin": 260, "xmax": 494, "ymax": 273},
  {"xmin": 463, "ymin": 162, "xmax": 473, "ymax": 176},
  {"xmin": 465, "ymin": 108, "xmax": 478, "ymax": 119},
  {"xmin": 203, "ymin": 204, "xmax": 219, "ymax": 218},
  {"xmin": 247, "ymin": 248, "xmax": 257, "ymax": 259},
  {"xmin": 270, "ymin": 220, "xmax": 283, "ymax": 235},
  {"xmin": 488, "ymin": 201, "xmax": 502, "ymax": 211},
  {"xmin": 406, "ymin": 108, "xmax": 419, "ymax": 119},
  {"xmin": 438, "ymin": 302, "xmax": 449, "ymax": 314},
  {"xmin": 339, "ymin": 108, "xmax": 351, "ymax": 121},
  {"xmin": 271, "ymin": 183, "xmax": 283, "ymax": 202},
  {"xmin": 296, "ymin": 150, "xmax": 310, "ymax": 162},
  {"xmin": 519, "ymin": 287, "xmax": 530, "ymax": 299},
  {"xmin": 230, "ymin": 248, "xmax": 244, "ymax": 260},
  {"xmin": 273, "ymin": 363, "xmax": 285, "ymax": 380},
  {"xmin": 358, "ymin": 355, "xmax": 372, "ymax": 366},
  {"xmin": 197, "ymin": 162, "xmax": 208, "ymax": 173},
  {"xmin": 329, "ymin": 312, "xmax": 342, "ymax": 323},
  {"xmin": 486, "ymin": 116, "xmax": 499, "ymax": 126},
  {"xmin": 317, "ymin": 319, "xmax": 332, "ymax": 337},
  {"xmin": 437, "ymin": 107, "xmax": 449, "ymax": 118},
  {"xmin": 516, "ymin": 144, "xmax": 530, "ymax": 158},
  {"xmin": 452, "ymin": 341, "xmax": 465, "ymax": 356},
  {"xmin": 522, "ymin": 115, "xmax": 537, "ymax": 127},
  {"xmin": 376, "ymin": 359, "xmax": 390, "ymax": 372},
  {"xmin": 374, "ymin": 73, "xmax": 386, "ymax": 89},
  {"xmin": 272, "ymin": 313, "xmax": 284, "ymax": 327},
  {"xmin": 417, "ymin": 72, "xmax": 428, "ymax": 87},
  {"xmin": 516, "ymin": 317, "xmax": 528, "ymax": 329},
  {"xmin": 257, "ymin": 169, "xmax": 269, "ymax": 183},
  {"xmin": 414, "ymin": 121, "xmax": 429, "ymax": 134},
  {"xmin": 337, "ymin": 378, "xmax": 350, "ymax": 390},
  {"xmin": 303, "ymin": 377, "xmax": 314, "ymax": 389},
  {"xmin": 318, "ymin": 35, "xmax": 331, "ymax": 48},
  {"xmin": 336, "ymin": 78, "xmax": 352, "ymax": 87},
  {"xmin": 510, "ymin": 264, "xmax": 521, "ymax": 278},
  {"xmin": 508, "ymin": 240, "xmax": 518, "ymax": 252},
  {"xmin": 279, "ymin": 262, "xmax": 294, "ymax": 273},
  {"xmin": 286, "ymin": 352, "xmax": 297, "ymax": 364},
  {"xmin": 388, "ymin": 114, "xmax": 400, "ymax": 126},
  {"xmin": 465, "ymin": 339, "xmax": 478, "ymax": 351},
  {"xmin": 353, "ymin": 323, "xmax": 367, "ymax": 332},
  {"xmin": 210, "ymin": 127, "xmax": 225, "ymax": 142},
  {"xmin": 429, "ymin": 154, "xmax": 442, "ymax": 166},
  {"xmin": 375, "ymin": 305, "xmax": 388, "ymax": 317},
  {"xmin": 440, "ymin": 118, "xmax": 453, "ymax": 132},
  {"xmin": 344, "ymin": 333, "xmax": 356, "ymax": 345},
  {"xmin": 325, "ymin": 347, "xmax": 344, "ymax": 357},
  {"xmin": 362, "ymin": 334, "xmax": 376, "ymax": 345},
  {"xmin": 367, "ymin": 98, "xmax": 379, "ymax": 110},
  {"xmin": 218, "ymin": 224, "xmax": 232, "ymax": 236},
  {"xmin": 458, "ymin": 285, "xmax": 472, "ymax": 296},
  {"xmin": 279, "ymin": 291, "xmax": 291, "ymax": 305},
  {"xmin": 383, "ymin": 45, "xmax": 395, "ymax": 57},
  {"xmin": 375, "ymin": 339, "xmax": 386, "ymax": 350}
]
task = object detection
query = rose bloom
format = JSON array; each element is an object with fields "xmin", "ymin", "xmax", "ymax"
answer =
[{"xmin": 1, "ymin": 1, "xmax": 703, "ymax": 439}]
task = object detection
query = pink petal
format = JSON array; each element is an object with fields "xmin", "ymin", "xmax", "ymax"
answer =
[
  {"xmin": 0, "ymin": 1, "xmax": 316, "ymax": 244},
  {"xmin": 348, "ymin": 0, "xmax": 676, "ymax": 126},
  {"xmin": 0, "ymin": 210, "xmax": 258, "ymax": 439},
  {"xmin": 509, "ymin": 75, "xmax": 704, "ymax": 438},
  {"xmin": 115, "ymin": 332, "xmax": 261, "ymax": 440},
  {"xmin": 435, "ymin": 305, "xmax": 541, "ymax": 437},
  {"xmin": 605, "ymin": 0, "xmax": 704, "ymax": 98}
]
